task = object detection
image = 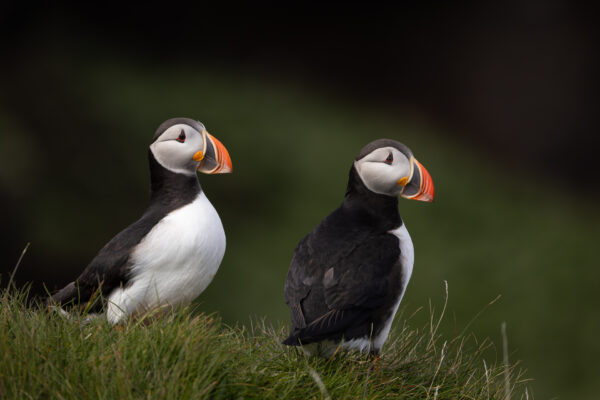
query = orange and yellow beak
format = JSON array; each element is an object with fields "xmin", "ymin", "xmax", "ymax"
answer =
[
  {"xmin": 400, "ymin": 158, "xmax": 434, "ymax": 202},
  {"xmin": 193, "ymin": 131, "xmax": 233, "ymax": 174}
]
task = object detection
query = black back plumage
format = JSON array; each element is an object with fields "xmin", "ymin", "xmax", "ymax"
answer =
[
  {"xmin": 283, "ymin": 165, "xmax": 406, "ymax": 346},
  {"xmin": 51, "ymin": 151, "xmax": 201, "ymax": 310}
]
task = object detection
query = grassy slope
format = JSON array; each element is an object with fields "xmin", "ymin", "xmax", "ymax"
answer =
[{"xmin": 0, "ymin": 288, "xmax": 528, "ymax": 400}]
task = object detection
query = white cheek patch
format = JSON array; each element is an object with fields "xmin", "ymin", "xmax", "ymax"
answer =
[
  {"xmin": 355, "ymin": 162, "xmax": 400, "ymax": 195},
  {"xmin": 354, "ymin": 148, "xmax": 411, "ymax": 196},
  {"xmin": 150, "ymin": 141, "xmax": 196, "ymax": 175},
  {"xmin": 395, "ymin": 153, "xmax": 411, "ymax": 178},
  {"xmin": 150, "ymin": 127, "xmax": 205, "ymax": 176}
]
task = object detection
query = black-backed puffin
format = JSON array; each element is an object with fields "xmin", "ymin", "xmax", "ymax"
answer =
[
  {"xmin": 283, "ymin": 139, "xmax": 434, "ymax": 355},
  {"xmin": 51, "ymin": 118, "xmax": 232, "ymax": 324}
]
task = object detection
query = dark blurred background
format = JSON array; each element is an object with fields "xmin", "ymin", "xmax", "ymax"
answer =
[{"xmin": 1, "ymin": 2, "xmax": 598, "ymax": 398}]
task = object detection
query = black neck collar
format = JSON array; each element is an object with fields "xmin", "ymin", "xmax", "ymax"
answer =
[
  {"xmin": 342, "ymin": 165, "xmax": 402, "ymax": 230},
  {"xmin": 148, "ymin": 150, "xmax": 201, "ymax": 209}
]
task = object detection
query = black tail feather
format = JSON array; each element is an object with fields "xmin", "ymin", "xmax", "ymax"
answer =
[{"xmin": 283, "ymin": 308, "xmax": 372, "ymax": 346}]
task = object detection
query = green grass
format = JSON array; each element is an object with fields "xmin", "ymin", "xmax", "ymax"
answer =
[{"xmin": 0, "ymin": 286, "xmax": 529, "ymax": 399}]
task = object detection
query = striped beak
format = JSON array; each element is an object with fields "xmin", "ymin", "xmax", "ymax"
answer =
[
  {"xmin": 400, "ymin": 158, "xmax": 434, "ymax": 202},
  {"xmin": 193, "ymin": 131, "xmax": 233, "ymax": 174}
]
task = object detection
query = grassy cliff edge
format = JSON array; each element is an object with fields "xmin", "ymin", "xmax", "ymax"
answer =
[{"xmin": 0, "ymin": 285, "xmax": 530, "ymax": 399}]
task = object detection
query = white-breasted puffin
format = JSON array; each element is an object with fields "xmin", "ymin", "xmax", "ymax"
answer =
[
  {"xmin": 283, "ymin": 139, "xmax": 434, "ymax": 356},
  {"xmin": 51, "ymin": 118, "xmax": 232, "ymax": 324}
]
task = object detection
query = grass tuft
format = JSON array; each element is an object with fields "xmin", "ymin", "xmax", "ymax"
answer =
[{"xmin": 0, "ymin": 286, "xmax": 531, "ymax": 399}]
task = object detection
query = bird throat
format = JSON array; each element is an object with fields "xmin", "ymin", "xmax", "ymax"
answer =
[
  {"xmin": 343, "ymin": 166, "xmax": 401, "ymax": 230},
  {"xmin": 148, "ymin": 150, "xmax": 201, "ymax": 210}
]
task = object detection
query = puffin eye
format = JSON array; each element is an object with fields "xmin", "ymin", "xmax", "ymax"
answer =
[
  {"xmin": 384, "ymin": 152, "xmax": 393, "ymax": 165},
  {"xmin": 176, "ymin": 130, "xmax": 186, "ymax": 143}
]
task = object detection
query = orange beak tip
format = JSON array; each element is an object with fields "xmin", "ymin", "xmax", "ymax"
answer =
[
  {"xmin": 202, "ymin": 132, "xmax": 233, "ymax": 174},
  {"xmin": 410, "ymin": 158, "xmax": 435, "ymax": 203}
]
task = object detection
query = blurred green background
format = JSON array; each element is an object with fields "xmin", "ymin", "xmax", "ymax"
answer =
[{"xmin": 1, "ymin": 3, "xmax": 598, "ymax": 399}]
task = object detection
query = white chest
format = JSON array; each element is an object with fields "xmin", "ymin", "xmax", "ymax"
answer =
[
  {"xmin": 391, "ymin": 223, "xmax": 415, "ymax": 297},
  {"xmin": 106, "ymin": 192, "xmax": 226, "ymax": 323},
  {"xmin": 372, "ymin": 222, "xmax": 414, "ymax": 349}
]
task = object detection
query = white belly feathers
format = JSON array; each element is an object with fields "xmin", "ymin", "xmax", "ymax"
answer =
[
  {"xmin": 106, "ymin": 192, "xmax": 226, "ymax": 324},
  {"xmin": 372, "ymin": 222, "xmax": 414, "ymax": 350}
]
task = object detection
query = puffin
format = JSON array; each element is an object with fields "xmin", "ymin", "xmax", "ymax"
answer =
[
  {"xmin": 283, "ymin": 139, "xmax": 434, "ymax": 356},
  {"xmin": 51, "ymin": 118, "xmax": 232, "ymax": 324}
]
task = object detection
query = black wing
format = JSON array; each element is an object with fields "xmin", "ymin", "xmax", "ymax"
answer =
[
  {"xmin": 51, "ymin": 211, "xmax": 162, "ymax": 310},
  {"xmin": 284, "ymin": 213, "xmax": 401, "ymax": 345},
  {"xmin": 284, "ymin": 235, "xmax": 311, "ymax": 330},
  {"xmin": 51, "ymin": 153, "xmax": 203, "ymax": 310}
]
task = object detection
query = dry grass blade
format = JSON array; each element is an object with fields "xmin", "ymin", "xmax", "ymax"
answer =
[
  {"xmin": 308, "ymin": 368, "xmax": 331, "ymax": 400},
  {"xmin": 502, "ymin": 321, "xmax": 511, "ymax": 400},
  {"xmin": 6, "ymin": 242, "xmax": 30, "ymax": 292}
]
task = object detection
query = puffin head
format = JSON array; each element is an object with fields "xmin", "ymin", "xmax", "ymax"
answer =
[
  {"xmin": 353, "ymin": 139, "xmax": 434, "ymax": 202},
  {"xmin": 150, "ymin": 118, "xmax": 232, "ymax": 176}
]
